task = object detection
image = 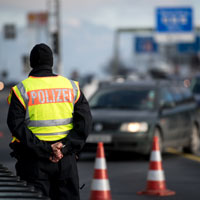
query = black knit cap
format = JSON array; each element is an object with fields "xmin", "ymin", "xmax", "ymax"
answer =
[{"xmin": 30, "ymin": 43, "xmax": 53, "ymax": 68}]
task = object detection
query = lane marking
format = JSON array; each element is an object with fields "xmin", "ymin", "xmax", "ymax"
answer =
[{"xmin": 167, "ymin": 148, "xmax": 200, "ymax": 163}]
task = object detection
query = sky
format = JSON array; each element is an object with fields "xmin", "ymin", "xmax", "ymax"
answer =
[
  {"xmin": 0, "ymin": 0, "xmax": 200, "ymax": 82},
  {"xmin": 1, "ymin": 0, "xmax": 200, "ymax": 29}
]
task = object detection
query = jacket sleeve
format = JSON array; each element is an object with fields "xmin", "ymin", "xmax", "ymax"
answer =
[
  {"xmin": 7, "ymin": 91, "xmax": 52, "ymax": 159},
  {"xmin": 61, "ymin": 90, "xmax": 92, "ymax": 154}
]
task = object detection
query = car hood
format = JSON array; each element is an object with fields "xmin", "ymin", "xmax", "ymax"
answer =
[{"xmin": 91, "ymin": 109, "xmax": 158, "ymax": 123}]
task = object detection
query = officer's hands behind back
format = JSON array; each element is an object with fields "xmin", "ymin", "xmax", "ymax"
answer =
[{"xmin": 49, "ymin": 142, "xmax": 64, "ymax": 163}]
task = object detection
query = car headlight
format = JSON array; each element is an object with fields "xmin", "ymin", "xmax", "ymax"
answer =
[{"xmin": 120, "ymin": 122, "xmax": 148, "ymax": 133}]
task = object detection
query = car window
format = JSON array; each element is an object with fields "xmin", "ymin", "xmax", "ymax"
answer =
[
  {"xmin": 166, "ymin": 85, "xmax": 194, "ymax": 105},
  {"xmin": 160, "ymin": 87, "xmax": 174, "ymax": 104},
  {"xmin": 89, "ymin": 88, "xmax": 156, "ymax": 110},
  {"xmin": 180, "ymin": 86, "xmax": 195, "ymax": 103},
  {"xmin": 170, "ymin": 86, "xmax": 183, "ymax": 105}
]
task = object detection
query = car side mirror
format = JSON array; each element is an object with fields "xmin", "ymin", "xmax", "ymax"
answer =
[{"xmin": 160, "ymin": 101, "xmax": 175, "ymax": 109}]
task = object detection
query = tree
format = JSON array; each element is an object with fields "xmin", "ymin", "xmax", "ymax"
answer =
[{"xmin": 104, "ymin": 57, "xmax": 131, "ymax": 77}]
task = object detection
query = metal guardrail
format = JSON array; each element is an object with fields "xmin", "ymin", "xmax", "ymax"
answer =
[{"xmin": 0, "ymin": 164, "xmax": 50, "ymax": 200}]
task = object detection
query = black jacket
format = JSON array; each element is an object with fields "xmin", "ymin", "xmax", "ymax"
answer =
[{"xmin": 7, "ymin": 66, "xmax": 92, "ymax": 159}]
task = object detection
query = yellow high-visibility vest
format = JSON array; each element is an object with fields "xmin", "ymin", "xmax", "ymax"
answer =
[{"xmin": 8, "ymin": 76, "xmax": 80, "ymax": 141}]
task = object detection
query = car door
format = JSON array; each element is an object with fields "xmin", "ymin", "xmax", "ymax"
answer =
[
  {"xmin": 172, "ymin": 86, "xmax": 196, "ymax": 142},
  {"xmin": 158, "ymin": 87, "xmax": 180, "ymax": 146}
]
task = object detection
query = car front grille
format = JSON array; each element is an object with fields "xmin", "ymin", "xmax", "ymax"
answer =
[{"xmin": 92, "ymin": 122, "xmax": 121, "ymax": 133}]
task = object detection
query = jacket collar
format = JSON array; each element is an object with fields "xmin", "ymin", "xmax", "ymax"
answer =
[{"xmin": 28, "ymin": 65, "xmax": 57, "ymax": 77}]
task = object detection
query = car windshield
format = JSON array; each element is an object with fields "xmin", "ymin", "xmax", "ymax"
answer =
[{"xmin": 89, "ymin": 87, "xmax": 156, "ymax": 110}]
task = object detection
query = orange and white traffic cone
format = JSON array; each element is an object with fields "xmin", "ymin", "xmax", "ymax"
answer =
[
  {"xmin": 137, "ymin": 136, "xmax": 175, "ymax": 196},
  {"xmin": 90, "ymin": 142, "xmax": 112, "ymax": 200}
]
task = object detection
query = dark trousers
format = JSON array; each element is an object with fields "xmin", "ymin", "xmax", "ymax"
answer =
[{"xmin": 15, "ymin": 154, "xmax": 80, "ymax": 200}]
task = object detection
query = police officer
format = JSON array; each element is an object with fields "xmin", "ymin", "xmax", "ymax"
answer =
[{"xmin": 7, "ymin": 43, "xmax": 92, "ymax": 200}]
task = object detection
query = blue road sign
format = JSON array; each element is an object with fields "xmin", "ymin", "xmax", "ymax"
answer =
[
  {"xmin": 135, "ymin": 37, "xmax": 158, "ymax": 53},
  {"xmin": 177, "ymin": 36, "xmax": 200, "ymax": 53},
  {"xmin": 156, "ymin": 7, "xmax": 193, "ymax": 33}
]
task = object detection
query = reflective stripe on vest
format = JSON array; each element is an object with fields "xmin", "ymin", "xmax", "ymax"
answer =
[
  {"xmin": 70, "ymin": 80, "xmax": 79, "ymax": 104},
  {"xmin": 34, "ymin": 130, "xmax": 70, "ymax": 136},
  {"xmin": 10, "ymin": 76, "xmax": 80, "ymax": 141},
  {"xmin": 26, "ymin": 118, "xmax": 73, "ymax": 127}
]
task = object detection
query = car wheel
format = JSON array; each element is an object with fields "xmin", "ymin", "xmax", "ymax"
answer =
[
  {"xmin": 154, "ymin": 128, "xmax": 163, "ymax": 153},
  {"xmin": 184, "ymin": 124, "xmax": 200, "ymax": 154}
]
